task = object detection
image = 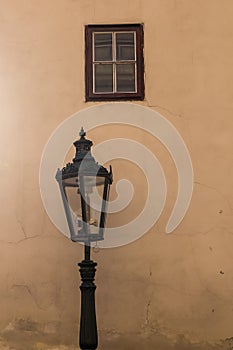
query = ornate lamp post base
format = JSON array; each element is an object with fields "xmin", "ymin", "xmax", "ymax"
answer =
[{"xmin": 78, "ymin": 260, "xmax": 98, "ymax": 350}]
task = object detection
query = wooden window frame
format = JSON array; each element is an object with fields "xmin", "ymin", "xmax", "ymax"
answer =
[{"xmin": 85, "ymin": 24, "xmax": 144, "ymax": 102}]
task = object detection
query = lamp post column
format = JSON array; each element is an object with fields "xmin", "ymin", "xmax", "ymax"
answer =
[{"xmin": 78, "ymin": 243, "xmax": 98, "ymax": 350}]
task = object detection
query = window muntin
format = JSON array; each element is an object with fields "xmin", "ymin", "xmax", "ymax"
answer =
[{"xmin": 85, "ymin": 24, "xmax": 144, "ymax": 101}]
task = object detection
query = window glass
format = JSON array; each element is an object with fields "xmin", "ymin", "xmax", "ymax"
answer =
[
  {"xmin": 94, "ymin": 64, "xmax": 113, "ymax": 92},
  {"xmin": 116, "ymin": 64, "xmax": 136, "ymax": 92},
  {"xmin": 94, "ymin": 33, "xmax": 112, "ymax": 61},
  {"xmin": 116, "ymin": 32, "xmax": 135, "ymax": 61}
]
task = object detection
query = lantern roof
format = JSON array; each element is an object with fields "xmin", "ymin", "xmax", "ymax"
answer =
[
  {"xmin": 56, "ymin": 128, "xmax": 112, "ymax": 182},
  {"xmin": 73, "ymin": 127, "xmax": 93, "ymax": 162}
]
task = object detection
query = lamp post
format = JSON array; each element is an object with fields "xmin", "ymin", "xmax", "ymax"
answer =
[{"xmin": 56, "ymin": 128, "xmax": 113, "ymax": 350}]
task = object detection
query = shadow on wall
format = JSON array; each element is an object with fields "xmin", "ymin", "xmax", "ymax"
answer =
[
  {"xmin": 101, "ymin": 333, "xmax": 233, "ymax": 350},
  {"xmin": 1, "ymin": 319, "xmax": 233, "ymax": 350}
]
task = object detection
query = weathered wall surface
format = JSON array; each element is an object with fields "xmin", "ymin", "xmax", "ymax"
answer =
[{"xmin": 1, "ymin": 0, "xmax": 233, "ymax": 349}]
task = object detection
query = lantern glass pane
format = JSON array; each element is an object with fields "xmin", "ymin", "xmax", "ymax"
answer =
[
  {"xmin": 64, "ymin": 184, "xmax": 83, "ymax": 235},
  {"xmin": 82, "ymin": 175, "xmax": 105, "ymax": 235},
  {"xmin": 62, "ymin": 175, "xmax": 106, "ymax": 239},
  {"xmin": 62, "ymin": 176, "xmax": 78, "ymax": 186}
]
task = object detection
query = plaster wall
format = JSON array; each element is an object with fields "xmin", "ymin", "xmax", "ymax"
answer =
[{"xmin": 1, "ymin": 0, "xmax": 233, "ymax": 349}]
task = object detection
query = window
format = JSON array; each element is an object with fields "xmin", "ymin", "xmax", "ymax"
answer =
[{"xmin": 85, "ymin": 24, "xmax": 144, "ymax": 101}]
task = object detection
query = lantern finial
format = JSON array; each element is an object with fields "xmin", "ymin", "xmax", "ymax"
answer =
[{"xmin": 79, "ymin": 127, "xmax": 86, "ymax": 138}]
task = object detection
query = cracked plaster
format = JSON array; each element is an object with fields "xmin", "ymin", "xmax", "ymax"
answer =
[{"xmin": 1, "ymin": 0, "xmax": 233, "ymax": 349}]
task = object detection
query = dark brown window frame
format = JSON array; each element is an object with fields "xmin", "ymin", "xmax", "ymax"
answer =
[{"xmin": 85, "ymin": 24, "xmax": 144, "ymax": 102}]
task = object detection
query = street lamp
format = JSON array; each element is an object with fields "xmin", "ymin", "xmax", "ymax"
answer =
[{"xmin": 56, "ymin": 127, "xmax": 113, "ymax": 350}]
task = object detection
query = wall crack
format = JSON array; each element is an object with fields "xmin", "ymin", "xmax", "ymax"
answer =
[{"xmin": 11, "ymin": 284, "xmax": 45, "ymax": 310}]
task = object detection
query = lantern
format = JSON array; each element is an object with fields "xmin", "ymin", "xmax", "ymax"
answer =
[{"xmin": 56, "ymin": 127, "xmax": 112, "ymax": 243}]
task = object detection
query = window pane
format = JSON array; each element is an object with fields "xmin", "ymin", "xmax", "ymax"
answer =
[
  {"xmin": 116, "ymin": 64, "xmax": 136, "ymax": 92},
  {"xmin": 94, "ymin": 64, "xmax": 113, "ymax": 92},
  {"xmin": 116, "ymin": 32, "xmax": 135, "ymax": 61},
  {"xmin": 83, "ymin": 175, "xmax": 105, "ymax": 235},
  {"xmin": 94, "ymin": 33, "xmax": 112, "ymax": 61},
  {"xmin": 64, "ymin": 186, "xmax": 81, "ymax": 218},
  {"xmin": 64, "ymin": 186, "xmax": 83, "ymax": 236}
]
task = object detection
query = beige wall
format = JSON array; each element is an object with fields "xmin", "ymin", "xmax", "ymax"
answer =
[{"xmin": 1, "ymin": 0, "xmax": 233, "ymax": 349}]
